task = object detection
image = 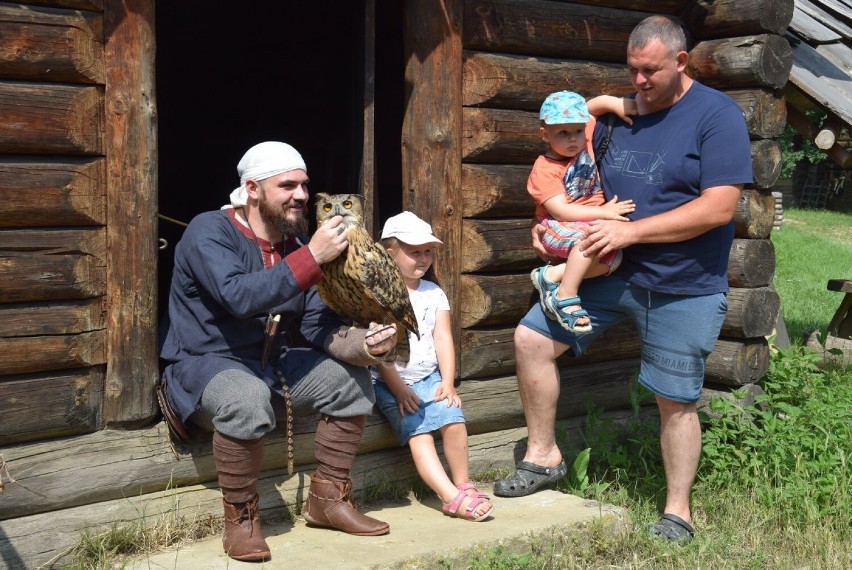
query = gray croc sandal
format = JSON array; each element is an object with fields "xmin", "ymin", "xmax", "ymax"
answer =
[
  {"xmin": 493, "ymin": 460, "xmax": 567, "ymax": 497},
  {"xmin": 647, "ymin": 513, "xmax": 695, "ymax": 543}
]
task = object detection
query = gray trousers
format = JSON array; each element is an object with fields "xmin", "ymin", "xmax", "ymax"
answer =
[{"xmin": 192, "ymin": 353, "xmax": 375, "ymax": 440}]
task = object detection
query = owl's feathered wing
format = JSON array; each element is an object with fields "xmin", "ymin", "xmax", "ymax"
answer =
[{"xmin": 314, "ymin": 207, "xmax": 419, "ymax": 364}]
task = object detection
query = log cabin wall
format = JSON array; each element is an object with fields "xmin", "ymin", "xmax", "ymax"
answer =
[{"xmin": 0, "ymin": 0, "xmax": 157, "ymax": 447}]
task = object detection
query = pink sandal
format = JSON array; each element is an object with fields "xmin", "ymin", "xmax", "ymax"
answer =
[
  {"xmin": 442, "ymin": 489, "xmax": 494, "ymax": 521},
  {"xmin": 458, "ymin": 482, "xmax": 490, "ymax": 499}
]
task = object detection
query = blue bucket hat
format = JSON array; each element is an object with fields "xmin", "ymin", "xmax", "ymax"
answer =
[{"xmin": 539, "ymin": 91, "xmax": 590, "ymax": 125}]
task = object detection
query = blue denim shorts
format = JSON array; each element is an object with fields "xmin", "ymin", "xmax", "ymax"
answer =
[
  {"xmin": 374, "ymin": 370, "xmax": 466, "ymax": 445},
  {"xmin": 520, "ymin": 275, "xmax": 727, "ymax": 403}
]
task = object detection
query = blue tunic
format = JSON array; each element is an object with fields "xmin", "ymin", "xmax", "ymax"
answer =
[
  {"xmin": 160, "ymin": 208, "xmax": 345, "ymax": 422},
  {"xmin": 593, "ymin": 82, "xmax": 753, "ymax": 295}
]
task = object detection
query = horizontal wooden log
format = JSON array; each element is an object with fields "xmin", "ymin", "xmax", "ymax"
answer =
[
  {"xmin": 727, "ymin": 88, "xmax": 787, "ymax": 140},
  {"xmin": 687, "ymin": 34, "xmax": 792, "ymax": 90},
  {"xmin": 0, "ymin": 227, "xmax": 106, "ymax": 302},
  {"xmin": 460, "ymin": 258, "xmax": 778, "ymax": 335},
  {"xmin": 684, "ymin": 0, "xmax": 795, "ymax": 38},
  {"xmin": 461, "ymin": 321, "xmax": 641, "ymax": 379},
  {"xmin": 0, "ymin": 330, "xmax": 105, "ymax": 375},
  {"xmin": 463, "ymin": 168, "xmax": 777, "ymax": 229},
  {"xmin": 462, "ymin": 163, "xmax": 532, "ymax": 218},
  {"xmin": 0, "ymin": 362, "xmax": 638, "ymax": 519},
  {"xmin": 565, "ymin": 0, "xmax": 683, "ymax": 13},
  {"xmin": 462, "ymin": 51, "xmax": 786, "ymax": 141},
  {"xmin": 463, "ymin": 0, "xmax": 650, "ymax": 63},
  {"xmin": 734, "ymin": 187, "xmax": 776, "ymax": 239},
  {"xmin": 16, "ymin": 0, "xmax": 103, "ymax": 11},
  {"xmin": 463, "ymin": 50, "xmax": 632, "ymax": 109},
  {"xmin": 0, "ymin": 158, "xmax": 106, "ymax": 227},
  {"xmin": 704, "ymin": 337, "xmax": 770, "ymax": 386},
  {"xmin": 0, "ymin": 367, "xmax": 104, "ymax": 445},
  {"xmin": 0, "ymin": 3, "xmax": 103, "ymax": 83},
  {"xmin": 0, "ymin": 253, "xmax": 106, "ymax": 302},
  {"xmin": 0, "ymin": 298, "xmax": 104, "ymax": 337},
  {"xmin": 463, "ymin": 107, "xmax": 541, "ymax": 163},
  {"xmin": 0, "ymin": 227, "xmax": 104, "ymax": 256},
  {"xmin": 461, "ymin": 218, "xmax": 536, "ymax": 272},
  {"xmin": 460, "ymin": 273, "xmax": 535, "ymax": 328},
  {"xmin": 462, "ymin": 108, "xmax": 785, "ymax": 178},
  {"xmin": 727, "ymin": 238, "xmax": 775, "ymax": 288},
  {"xmin": 459, "ymin": 217, "xmax": 775, "ymax": 279},
  {"xmin": 0, "ymin": 81, "xmax": 103, "ymax": 155},
  {"xmin": 721, "ymin": 286, "xmax": 779, "ymax": 338},
  {"xmin": 461, "ymin": 322, "xmax": 769, "ymax": 383}
]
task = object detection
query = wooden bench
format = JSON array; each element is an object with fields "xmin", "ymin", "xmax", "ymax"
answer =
[{"xmin": 827, "ymin": 279, "xmax": 852, "ymax": 340}]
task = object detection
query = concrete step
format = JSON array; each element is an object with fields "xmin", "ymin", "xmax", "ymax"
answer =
[{"xmin": 126, "ymin": 489, "xmax": 624, "ymax": 569}]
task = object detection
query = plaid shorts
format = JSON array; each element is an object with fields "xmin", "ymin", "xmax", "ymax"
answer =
[{"xmin": 540, "ymin": 217, "xmax": 621, "ymax": 271}]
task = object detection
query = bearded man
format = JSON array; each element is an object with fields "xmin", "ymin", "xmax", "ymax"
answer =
[{"xmin": 160, "ymin": 141, "xmax": 396, "ymax": 561}]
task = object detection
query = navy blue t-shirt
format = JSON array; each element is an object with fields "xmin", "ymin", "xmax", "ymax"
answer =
[{"xmin": 593, "ymin": 82, "xmax": 753, "ymax": 295}]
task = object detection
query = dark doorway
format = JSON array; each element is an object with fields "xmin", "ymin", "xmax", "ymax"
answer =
[{"xmin": 155, "ymin": 2, "xmax": 404, "ymax": 321}]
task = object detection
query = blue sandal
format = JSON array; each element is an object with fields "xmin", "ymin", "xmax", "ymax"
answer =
[
  {"xmin": 545, "ymin": 294, "xmax": 592, "ymax": 333},
  {"xmin": 530, "ymin": 266, "xmax": 558, "ymax": 320}
]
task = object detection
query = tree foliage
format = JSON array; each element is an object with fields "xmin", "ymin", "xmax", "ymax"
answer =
[{"xmin": 778, "ymin": 110, "xmax": 829, "ymax": 178}]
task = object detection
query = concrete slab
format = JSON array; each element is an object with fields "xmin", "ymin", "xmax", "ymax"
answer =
[{"xmin": 126, "ymin": 490, "xmax": 623, "ymax": 570}]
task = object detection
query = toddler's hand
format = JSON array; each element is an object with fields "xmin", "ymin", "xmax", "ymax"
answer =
[{"xmin": 600, "ymin": 195, "xmax": 636, "ymax": 220}]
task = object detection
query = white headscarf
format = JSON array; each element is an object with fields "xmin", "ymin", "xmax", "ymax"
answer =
[{"xmin": 222, "ymin": 141, "xmax": 307, "ymax": 209}]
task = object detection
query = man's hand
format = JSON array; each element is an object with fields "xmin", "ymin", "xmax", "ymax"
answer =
[
  {"xmin": 579, "ymin": 219, "xmax": 637, "ymax": 259},
  {"xmin": 308, "ymin": 215, "xmax": 348, "ymax": 264},
  {"xmin": 365, "ymin": 322, "xmax": 398, "ymax": 356}
]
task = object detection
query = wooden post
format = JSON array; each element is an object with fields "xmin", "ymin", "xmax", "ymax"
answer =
[
  {"xmin": 402, "ymin": 0, "xmax": 463, "ymax": 373},
  {"xmin": 361, "ymin": 0, "xmax": 377, "ymax": 236},
  {"xmin": 103, "ymin": 0, "xmax": 158, "ymax": 426}
]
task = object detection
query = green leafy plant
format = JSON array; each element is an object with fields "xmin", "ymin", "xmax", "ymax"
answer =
[{"xmin": 777, "ymin": 111, "xmax": 829, "ymax": 178}]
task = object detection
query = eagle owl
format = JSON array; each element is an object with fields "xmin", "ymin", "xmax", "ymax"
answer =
[{"xmin": 314, "ymin": 193, "xmax": 419, "ymax": 364}]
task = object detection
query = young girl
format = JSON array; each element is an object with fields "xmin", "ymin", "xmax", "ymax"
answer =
[{"xmin": 373, "ymin": 211, "xmax": 494, "ymax": 522}]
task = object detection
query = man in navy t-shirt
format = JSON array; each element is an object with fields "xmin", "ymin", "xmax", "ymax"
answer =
[{"xmin": 495, "ymin": 15, "xmax": 752, "ymax": 544}]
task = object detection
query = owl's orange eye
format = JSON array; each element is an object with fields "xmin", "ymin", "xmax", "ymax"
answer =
[
  {"xmin": 342, "ymin": 201, "xmax": 353, "ymax": 209},
  {"xmin": 323, "ymin": 204, "xmax": 332, "ymax": 212}
]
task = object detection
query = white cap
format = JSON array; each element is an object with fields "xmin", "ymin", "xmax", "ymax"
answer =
[{"xmin": 380, "ymin": 211, "xmax": 442, "ymax": 245}]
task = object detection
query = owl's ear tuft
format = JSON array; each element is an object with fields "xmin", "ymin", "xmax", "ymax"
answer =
[{"xmin": 315, "ymin": 192, "xmax": 330, "ymax": 202}]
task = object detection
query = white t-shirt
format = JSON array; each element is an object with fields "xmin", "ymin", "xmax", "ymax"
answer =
[{"xmin": 373, "ymin": 279, "xmax": 450, "ymax": 385}]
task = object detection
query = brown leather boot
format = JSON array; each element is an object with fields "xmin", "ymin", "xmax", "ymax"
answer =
[
  {"xmin": 303, "ymin": 472, "xmax": 389, "ymax": 536},
  {"xmin": 222, "ymin": 494, "xmax": 271, "ymax": 561}
]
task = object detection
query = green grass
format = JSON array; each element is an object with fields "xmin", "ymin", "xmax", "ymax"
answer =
[{"xmin": 770, "ymin": 208, "xmax": 852, "ymax": 342}]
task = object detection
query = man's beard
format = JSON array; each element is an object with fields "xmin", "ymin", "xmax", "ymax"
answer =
[{"xmin": 258, "ymin": 190, "xmax": 308, "ymax": 238}]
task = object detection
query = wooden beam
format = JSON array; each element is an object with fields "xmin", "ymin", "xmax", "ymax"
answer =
[
  {"xmin": 0, "ymin": 158, "xmax": 106, "ymax": 227},
  {"xmin": 0, "ymin": 3, "xmax": 103, "ymax": 83},
  {"xmin": 685, "ymin": 0, "xmax": 794, "ymax": 38},
  {"xmin": 103, "ymin": 0, "xmax": 158, "ymax": 426},
  {"xmin": 0, "ymin": 82, "xmax": 103, "ymax": 155},
  {"xmin": 361, "ymin": 0, "xmax": 377, "ymax": 236},
  {"xmin": 687, "ymin": 34, "xmax": 793, "ymax": 90},
  {"xmin": 403, "ymin": 0, "xmax": 464, "ymax": 374}
]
